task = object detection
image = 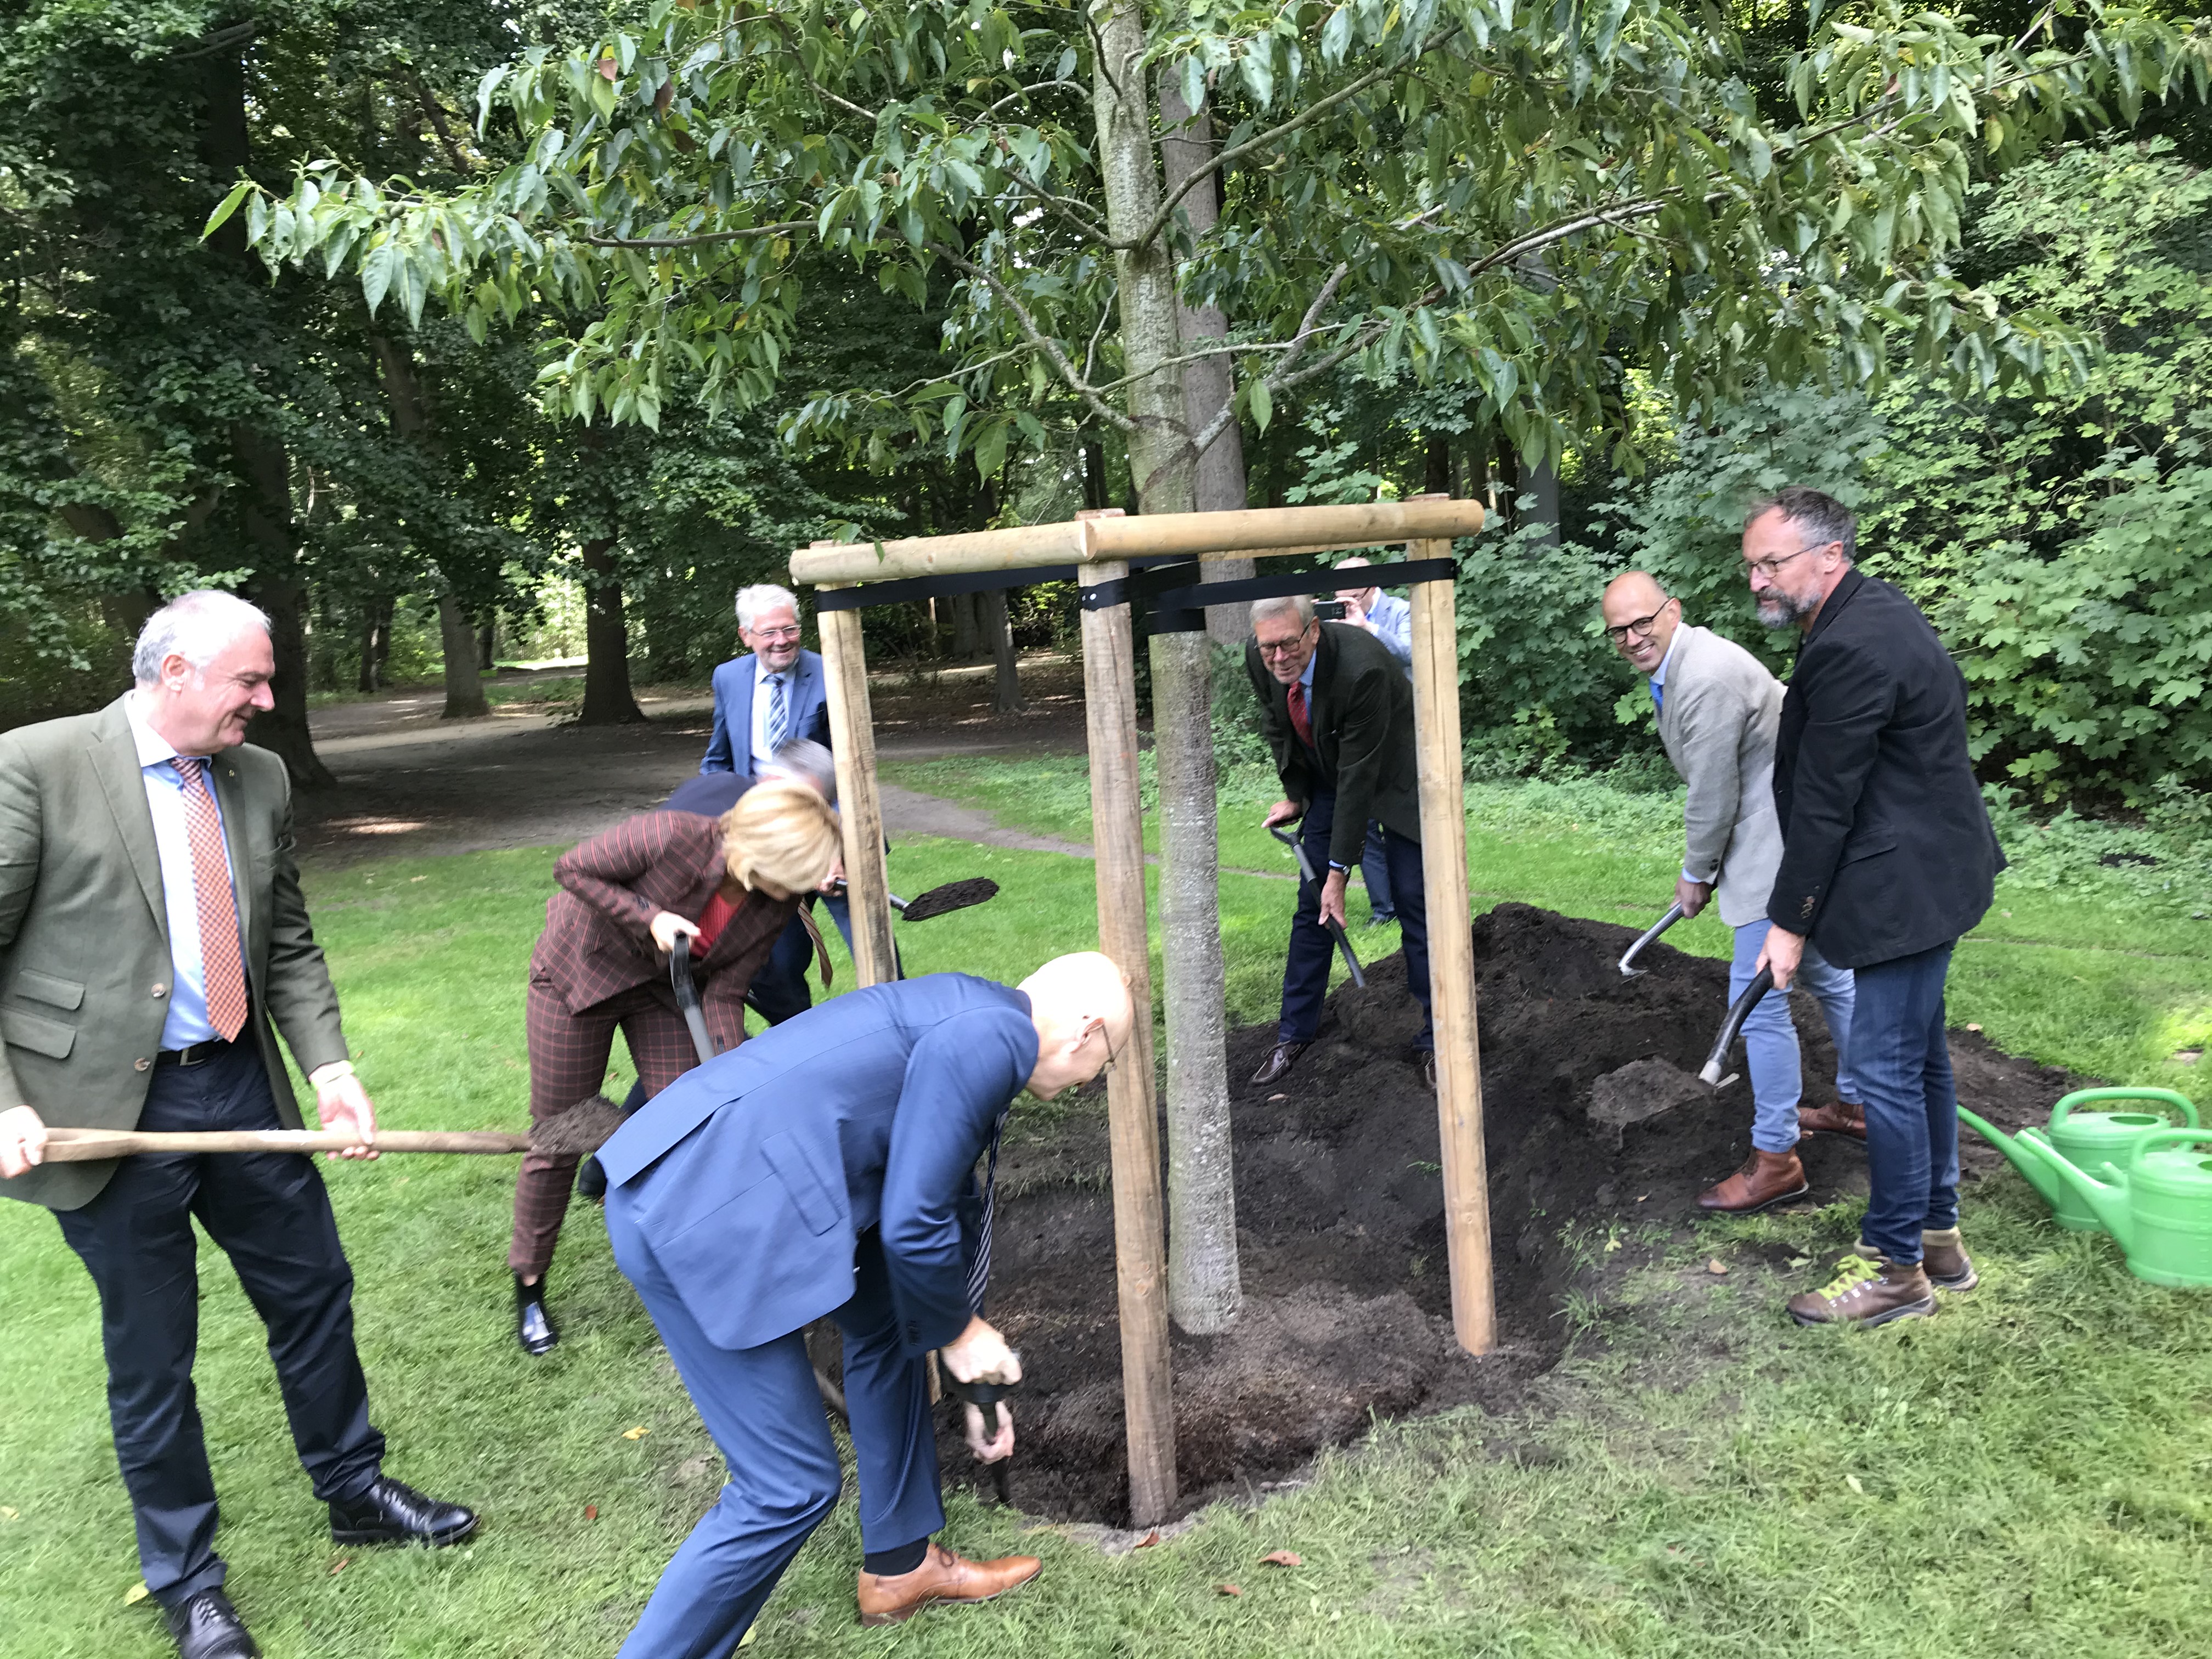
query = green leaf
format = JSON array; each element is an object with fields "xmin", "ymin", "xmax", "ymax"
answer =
[
  {"xmin": 360, "ymin": 239, "xmax": 401, "ymax": 317},
  {"xmin": 204, "ymin": 180, "xmax": 255, "ymax": 239},
  {"xmin": 973, "ymin": 419, "xmax": 1009, "ymax": 484},
  {"xmin": 1249, "ymin": 375, "xmax": 1273, "ymax": 432}
]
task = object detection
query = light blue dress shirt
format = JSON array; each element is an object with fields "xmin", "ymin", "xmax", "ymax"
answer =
[
  {"xmin": 125, "ymin": 693, "xmax": 247, "ymax": 1049},
  {"xmin": 748, "ymin": 658, "xmax": 792, "ymax": 773},
  {"xmin": 1645, "ymin": 629, "xmax": 1709, "ymax": 887},
  {"xmin": 1362, "ymin": 590, "xmax": 1413, "ymax": 672}
]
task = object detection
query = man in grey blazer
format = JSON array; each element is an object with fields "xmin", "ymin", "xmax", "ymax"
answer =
[
  {"xmin": 0, "ymin": 592, "xmax": 472, "ymax": 1659},
  {"xmin": 1601, "ymin": 573, "xmax": 1861, "ymax": 1212}
]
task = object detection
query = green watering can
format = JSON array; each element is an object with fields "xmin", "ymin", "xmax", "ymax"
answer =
[
  {"xmin": 1959, "ymin": 1088, "xmax": 2200, "ymax": 1232},
  {"xmin": 2012, "ymin": 1129, "xmax": 2212, "ymax": 1288}
]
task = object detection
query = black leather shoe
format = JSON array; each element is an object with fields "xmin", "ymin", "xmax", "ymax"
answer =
[
  {"xmin": 330, "ymin": 1476, "xmax": 479, "ymax": 1548},
  {"xmin": 163, "ymin": 1589, "xmax": 260, "ymax": 1659},
  {"xmin": 1249, "ymin": 1041, "xmax": 1310, "ymax": 1087},
  {"xmin": 515, "ymin": 1273, "xmax": 558, "ymax": 1357},
  {"xmin": 575, "ymin": 1154, "xmax": 609, "ymax": 1201}
]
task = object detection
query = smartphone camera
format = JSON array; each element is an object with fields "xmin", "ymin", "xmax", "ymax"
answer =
[{"xmin": 1314, "ymin": 599, "xmax": 1348, "ymax": 620}]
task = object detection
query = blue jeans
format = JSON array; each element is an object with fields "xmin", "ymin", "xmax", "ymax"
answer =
[
  {"xmin": 1360, "ymin": 821, "xmax": 1396, "ymax": 921},
  {"xmin": 1846, "ymin": 939, "xmax": 1961, "ymax": 1264},
  {"xmin": 1733, "ymin": 918, "xmax": 1859, "ymax": 1153},
  {"xmin": 1279, "ymin": 791, "xmax": 1431, "ymax": 1049}
]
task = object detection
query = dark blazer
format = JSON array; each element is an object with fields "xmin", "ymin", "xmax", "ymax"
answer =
[
  {"xmin": 701, "ymin": 650, "xmax": 831, "ymax": 776},
  {"xmin": 596, "ymin": 974, "xmax": 1036, "ymax": 1355},
  {"xmin": 1245, "ymin": 621, "xmax": 1422, "ymax": 869},
  {"xmin": 1767, "ymin": 569, "xmax": 2003, "ymax": 968},
  {"xmin": 532, "ymin": 812, "xmax": 794, "ymax": 1047},
  {"xmin": 0, "ymin": 697, "xmax": 348, "ymax": 1210}
]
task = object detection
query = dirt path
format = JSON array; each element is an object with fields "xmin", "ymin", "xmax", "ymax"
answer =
[{"xmin": 293, "ymin": 654, "xmax": 1092, "ymax": 865}]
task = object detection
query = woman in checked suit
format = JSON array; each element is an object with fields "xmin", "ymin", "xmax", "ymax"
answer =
[{"xmin": 508, "ymin": 780, "xmax": 840, "ymax": 1354}]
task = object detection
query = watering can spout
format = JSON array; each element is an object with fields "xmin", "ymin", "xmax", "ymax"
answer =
[
  {"xmin": 1957, "ymin": 1109, "xmax": 2069, "ymax": 1211},
  {"xmin": 2015, "ymin": 1131, "xmax": 2135, "ymax": 1246}
]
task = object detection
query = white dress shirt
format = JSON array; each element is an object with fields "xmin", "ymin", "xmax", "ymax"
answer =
[
  {"xmin": 1647, "ymin": 628, "xmax": 1709, "ymax": 887},
  {"xmin": 125, "ymin": 692, "xmax": 247, "ymax": 1050}
]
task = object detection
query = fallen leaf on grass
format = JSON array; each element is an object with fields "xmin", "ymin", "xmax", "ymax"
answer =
[
  {"xmin": 623, "ymin": 1426, "xmax": 651, "ymax": 1441},
  {"xmin": 1268, "ymin": 1093, "xmax": 1286, "ymax": 1102},
  {"xmin": 1132, "ymin": 1528, "xmax": 1162, "ymax": 1549},
  {"xmin": 1706, "ymin": 1258, "xmax": 1729, "ymax": 1276},
  {"xmin": 330, "ymin": 1559, "xmax": 349, "ymax": 1577},
  {"xmin": 1966, "ymin": 1023, "xmax": 1984, "ymax": 1033},
  {"xmin": 1788, "ymin": 1255, "xmax": 1812, "ymax": 1269},
  {"xmin": 123, "ymin": 1583, "xmax": 150, "ymax": 1606},
  {"xmin": 585, "ymin": 1504, "xmax": 600, "ymax": 1521},
  {"xmin": 1260, "ymin": 1550, "xmax": 1303, "ymax": 1567},
  {"xmin": 1216, "ymin": 1583, "xmax": 1243, "ymax": 1597},
  {"xmin": 738, "ymin": 1628, "xmax": 758, "ymax": 1648},
  {"xmin": 0, "ymin": 1506, "xmax": 17, "ymax": 1521},
  {"xmin": 1845, "ymin": 1474, "xmax": 1865, "ymax": 1496}
]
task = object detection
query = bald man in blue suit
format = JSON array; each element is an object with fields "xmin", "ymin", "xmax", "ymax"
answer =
[{"xmin": 595, "ymin": 955, "xmax": 1133, "ymax": 1655}]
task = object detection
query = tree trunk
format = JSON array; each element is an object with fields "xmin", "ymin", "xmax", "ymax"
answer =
[
  {"xmin": 478, "ymin": 618, "xmax": 496, "ymax": 672},
  {"xmin": 949, "ymin": 590, "xmax": 983, "ymax": 659},
  {"xmin": 577, "ymin": 535, "xmax": 646, "ymax": 724},
  {"xmin": 1425, "ymin": 432, "xmax": 1454, "ymax": 496},
  {"xmin": 437, "ymin": 594, "xmax": 490, "ymax": 719},
  {"xmin": 1081, "ymin": 436, "xmax": 1110, "ymax": 511},
  {"xmin": 1096, "ymin": 14, "xmax": 1240, "ymax": 1334},
  {"xmin": 1523, "ymin": 449, "xmax": 1563, "ymax": 551},
  {"xmin": 358, "ymin": 599, "xmax": 393, "ymax": 691},
  {"xmin": 1157, "ymin": 76, "xmax": 1253, "ymax": 649},
  {"xmin": 985, "ymin": 588, "xmax": 1024, "ymax": 713}
]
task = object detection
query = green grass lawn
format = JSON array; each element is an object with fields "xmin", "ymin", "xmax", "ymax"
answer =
[{"xmin": 2, "ymin": 775, "xmax": 2207, "ymax": 1657}]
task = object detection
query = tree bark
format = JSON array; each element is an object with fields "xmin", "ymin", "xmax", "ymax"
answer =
[
  {"xmin": 1157, "ymin": 75, "xmax": 1253, "ymax": 649},
  {"xmin": 577, "ymin": 535, "xmax": 646, "ymax": 724},
  {"xmin": 1425, "ymin": 432, "xmax": 1454, "ymax": 496},
  {"xmin": 1523, "ymin": 449, "xmax": 1563, "ymax": 551},
  {"xmin": 478, "ymin": 618, "xmax": 496, "ymax": 672},
  {"xmin": 949, "ymin": 590, "xmax": 983, "ymax": 659},
  {"xmin": 358, "ymin": 599, "xmax": 393, "ymax": 691},
  {"xmin": 1095, "ymin": 15, "xmax": 1241, "ymax": 1334},
  {"xmin": 985, "ymin": 588, "xmax": 1024, "ymax": 713},
  {"xmin": 437, "ymin": 594, "xmax": 490, "ymax": 719}
]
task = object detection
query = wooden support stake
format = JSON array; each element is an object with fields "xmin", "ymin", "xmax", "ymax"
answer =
[
  {"xmin": 813, "ymin": 575, "xmax": 898, "ymax": 987},
  {"xmin": 1406, "ymin": 533, "xmax": 1497, "ymax": 1356},
  {"xmin": 1077, "ymin": 549, "xmax": 1178, "ymax": 1526}
]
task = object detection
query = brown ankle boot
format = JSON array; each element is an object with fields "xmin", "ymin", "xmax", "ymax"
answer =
[
  {"xmin": 1787, "ymin": 1254, "xmax": 1937, "ymax": 1327},
  {"xmin": 1696, "ymin": 1149, "xmax": 1809, "ymax": 1213},
  {"xmin": 1797, "ymin": 1099, "xmax": 1867, "ymax": 1139},
  {"xmin": 1854, "ymin": 1229, "xmax": 1977, "ymax": 1293}
]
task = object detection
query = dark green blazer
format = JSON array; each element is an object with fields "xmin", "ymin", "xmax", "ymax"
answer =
[
  {"xmin": 0, "ymin": 696, "xmax": 349, "ymax": 1210},
  {"xmin": 1244, "ymin": 620, "xmax": 1422, "ymax": 870}
]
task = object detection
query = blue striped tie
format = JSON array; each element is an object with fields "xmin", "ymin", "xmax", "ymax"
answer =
[
  {"xmin": 967, "ymin": 1109, "xmax": 1011, "ymax": 1314},
  {"xmin": 764, "ymin": 674, "xmax": 788, "ymax": 754}
]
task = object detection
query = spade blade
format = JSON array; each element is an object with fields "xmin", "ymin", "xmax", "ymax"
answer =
[{"xmin": 897, "ymin": 877, "xmax": 1001, "ymax": 923}]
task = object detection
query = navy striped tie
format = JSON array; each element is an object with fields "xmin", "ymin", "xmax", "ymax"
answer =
[
  {"xmin": 764, "ymin": 674, "xmax": 788, "ymax": 754},
  {"xmin": 967, "ymin": 1109, "xmax": 1011, "ymax": 1314}
]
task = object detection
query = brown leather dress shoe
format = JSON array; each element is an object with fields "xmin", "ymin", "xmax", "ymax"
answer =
[
  {"xmin": 1249, "ymin": 1041, "xmax": 1310, "ymax": 1087},
  {"xmin": 856, "ymin": 1542, "xmax": 1042, "ymax": 1626},
  {"xmin": 1786, "ymin": 1254, "xmax": 1937, "ymax": 1327},
  {"xmin": 1696, "ymin": 1149, "xmax": 1809, "ymax": 1213},
  {"xmin": 1797, "ymin": 1099, "xmax": 1867, "ymax": 1139}
]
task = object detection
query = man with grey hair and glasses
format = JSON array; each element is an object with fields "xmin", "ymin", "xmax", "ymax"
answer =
[
  {"xmin": 1741, "ymin": 487, "xmax": 2005, "ymax": 1328},
  {"xmin": 0, "ymin": 591, "xmax": 474, "ymax": 1659}
]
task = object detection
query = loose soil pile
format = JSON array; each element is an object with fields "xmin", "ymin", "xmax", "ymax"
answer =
[{"xmin": 950, "ymin": 903, "xmax": 2085, "ymax": 1524}]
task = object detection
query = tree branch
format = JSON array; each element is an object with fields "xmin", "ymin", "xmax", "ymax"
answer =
[
  {"xmin": 982, "ymin": 79, "xmax": 1090, "ymax": 119},
  {"xmin": 930, "ymin": 242, "xmax": 1136, "ymax": 432},
  {"xmin": 414, "ymin": 80, "xmax": 476, "ymax": 175},
  {"xmin": 578, "ymin": 219, "xmax": 814, "ymax": 248}
]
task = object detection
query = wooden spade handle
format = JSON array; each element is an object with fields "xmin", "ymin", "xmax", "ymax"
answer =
[{"xmin": 40, "ymin": 1126, "xmax": 532, "ymax": 1162}]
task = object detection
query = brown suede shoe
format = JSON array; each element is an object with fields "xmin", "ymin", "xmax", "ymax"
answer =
[
  {"xmin": 1797, "ymin": 1099, "xmax": 1867, "ymax": 1140},
  {"xmin": 1787, "ymin": 1254, "xmax": 1937, "ymax": 1327},
  {"xmin": 1696, "ymin": 1149, "xmax": 1809, "ymax": 1213},
  {"xmin": 1859, "ymin": 1228, "xmax": 1978, "ymax": 1292},
  {"xmin": 1249, "ymin": 1041, "xmax": 1310, "ymax": 1087},
  {"xmin": 856, "ymin": 1543, "xmax": 1042, "ymax": 1626}
]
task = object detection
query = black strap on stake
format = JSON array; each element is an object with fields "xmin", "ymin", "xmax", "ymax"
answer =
[
  {"xmin": 1147, "ymin": 556, "xmax": 1459, "ymax": 634},
  {"xmin": 814, "ymin": 563, "xmax": 1079, "ymax": 612}
]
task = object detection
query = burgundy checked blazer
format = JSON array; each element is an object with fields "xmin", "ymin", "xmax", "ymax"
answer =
[{"xmin": 531, "ymin": 811, "xmax": 795, "ymax": 1045}]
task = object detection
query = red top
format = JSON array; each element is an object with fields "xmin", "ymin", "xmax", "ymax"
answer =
[{"xmin": 690, "ymin": 889, "xmax": 740, "ymax": 957}]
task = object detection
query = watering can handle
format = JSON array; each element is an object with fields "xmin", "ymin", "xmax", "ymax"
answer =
[
  {"xmin": 2049, "ymin": 1087, "xmax": 2200, "ymax": 1130},
  {"xmin": 2126, "ymin": 1127, "xmax": 2212, "ymax": 1172}
]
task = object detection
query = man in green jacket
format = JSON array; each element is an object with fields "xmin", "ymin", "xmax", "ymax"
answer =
[
  {"xmin": 0, "ymin": 591, "xmax": 474, "ymax": 1659},
  {"xmin": 1244, "ymin": 594, "xmax": 1434, "ymax": 1090}
]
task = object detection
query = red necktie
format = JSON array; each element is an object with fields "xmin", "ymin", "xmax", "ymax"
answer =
[
  {"xmin": 1287, "ymin": 681, "xmax": 1314, "ymax": 750},
  {"xmin": 171, "ymin": 758, "xmax": 249, "ymax": 1042}
]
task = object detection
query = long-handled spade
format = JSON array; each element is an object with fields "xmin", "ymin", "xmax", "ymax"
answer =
[
  {"xmin": 1698, "ymin": 967, "xmax": 1775, "ymax": 1088},
  {"xmin": 1268, "ymin": 825, "xmax": 1367, "ymax": 989},
  {"xmin": 1618, "ymin": 901, "xmax": 1687, "ymax": 978}
]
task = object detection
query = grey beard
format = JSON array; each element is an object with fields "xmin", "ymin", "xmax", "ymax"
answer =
[{"xmin": 1756, "ymin": 589, "xmax": 1819, "ymax": 629}]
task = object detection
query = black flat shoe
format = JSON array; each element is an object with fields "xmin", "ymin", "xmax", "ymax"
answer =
[
  {"xmin": 330, "ymin": 1475, "xmax": 478, "ymax": 1548},
  {"xmin": 1249, "ymin": 1041, "xmax": 1310, "ymax": 1087},
  {"xmin": 515, "ymin": 1273, "xmax": 558, "ymax": 1357},
  {"xmin": 163, "ymin": 1588, "xmax": 260, "ymax": 1659}
]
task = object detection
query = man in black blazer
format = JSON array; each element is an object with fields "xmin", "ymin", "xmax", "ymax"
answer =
[
  {"xmin": 1747, "ymin": 487, "xmax": 2004, "ymax": 1328},
  {"xmin": 1244, "ymin": 595, "xmax": 1433, "ymax": 1089}
]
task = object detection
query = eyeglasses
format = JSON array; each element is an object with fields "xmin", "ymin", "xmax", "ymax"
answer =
[
  {"xmin": 1603, "ymin": 601, "xmax": 1675, "ymax": 645},
  {"xmin": 749, "ymin": 624, "xmax": 803, "ymax": 642},
  {"xmin": 1741, "ymin": 542, "xmax": 1833, "ymax": 581},
  {"xmin": 1254, "ymin": 627, "xmax": 1315, "ymax": 659}
]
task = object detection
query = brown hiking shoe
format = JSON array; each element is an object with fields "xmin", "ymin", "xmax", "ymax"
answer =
[
  {"xmin": 1787, "ymin": 1254, "xmax": 1937, "ymax": 1327},
  {"xmin": 857, "ymin": 1543, "xmax": 1041, "ymax": 1626},
  {"xmin": 1696, "ymin": 1149, "xmax": 1809, "ymax": 1214},
  {"xmin": 1797, "ymin": 1099, "xmax": 1867, "ymax": 1140},
  {"xmin": 1861, "ymin": 1228, "xmax": 1977, "ymax": 1291}
]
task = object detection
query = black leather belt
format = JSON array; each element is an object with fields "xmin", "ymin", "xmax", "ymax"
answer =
[{"xmin": 158, "ymin": 1038, "xmax": 234, "ymax": 1068}]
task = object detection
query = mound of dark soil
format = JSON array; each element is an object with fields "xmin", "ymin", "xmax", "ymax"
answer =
[{"xmin": 943, "ymin": 903, "xmax": 2083, "ymax": 1524}]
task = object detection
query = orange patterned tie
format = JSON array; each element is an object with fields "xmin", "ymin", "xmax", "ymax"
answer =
[{"xmin": 171, "ymin": 757, "xmax": 249, "ymax": 1042}]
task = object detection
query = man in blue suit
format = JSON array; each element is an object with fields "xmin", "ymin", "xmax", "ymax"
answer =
[
  {"xmin": 701, "ymin": 583, "xmax": 848, "ymax": 1014},
  {"xmin": 595, "ymin": 953, "xmax": 1134, "ymax": 1654}
]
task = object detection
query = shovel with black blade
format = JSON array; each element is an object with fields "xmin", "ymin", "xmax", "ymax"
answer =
[{"xmin": 1269, "ymin": 823, "xmax": 1367, "ymax": 989}]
